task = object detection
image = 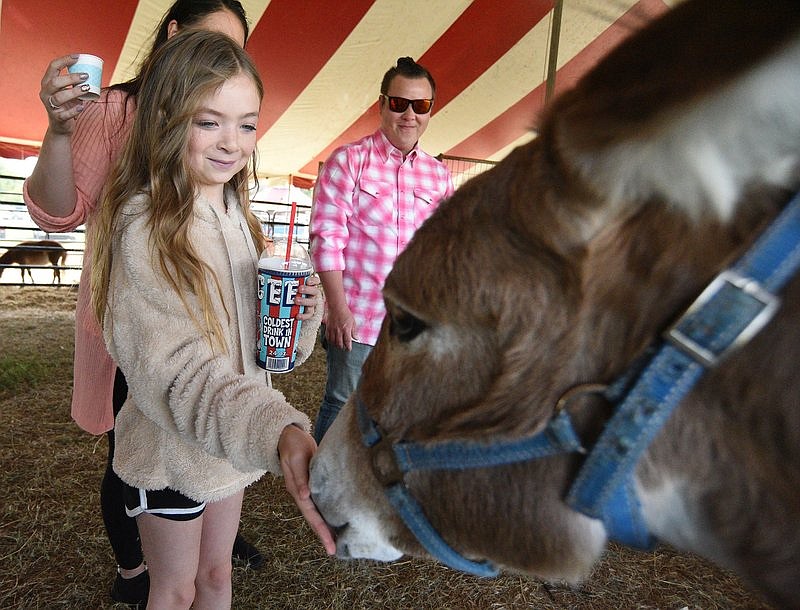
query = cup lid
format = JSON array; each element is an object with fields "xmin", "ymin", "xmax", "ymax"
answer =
[{"xmin": 260, "ymin": 239, "xmax": 310, "ymax": 263}]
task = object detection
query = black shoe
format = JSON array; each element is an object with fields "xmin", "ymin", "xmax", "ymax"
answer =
[
  {"xmin": 110, "ymin": 569, "xmax": 149, "ymax": 607},
  {"xmin": 232, "ymin": 533, "xmax": 264, "ymax": 570}
]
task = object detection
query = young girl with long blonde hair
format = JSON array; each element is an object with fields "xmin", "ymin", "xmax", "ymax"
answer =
[
  {"xmin": 25, "ymin": 3, "xmax": 265, "ymax": 602},
  {"xmin": 90, "ymin": 29, "xmax": 334, "ymax": 609}
]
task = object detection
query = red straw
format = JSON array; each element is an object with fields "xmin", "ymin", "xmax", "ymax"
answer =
[{"xmin": 285, "ymin": 201, "xmax": 297, "ymax": 267}]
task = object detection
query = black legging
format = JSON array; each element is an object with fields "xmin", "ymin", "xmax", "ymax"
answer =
[{"xmin": 100, "ymin": 368, "xmax": 143, "ymax": 570}]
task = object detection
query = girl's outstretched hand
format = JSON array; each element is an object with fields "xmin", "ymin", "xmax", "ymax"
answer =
[{"xmin": 278, "ymin": 424, "xmax": 336, "ymax": 555}]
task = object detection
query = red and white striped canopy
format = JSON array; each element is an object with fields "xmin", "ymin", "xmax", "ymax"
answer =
[{"xmin": 1, "ymin": 0, "xmax": 671, "ymax": 183}]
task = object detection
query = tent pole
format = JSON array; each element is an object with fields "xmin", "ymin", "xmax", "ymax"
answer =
[{"xmin": 545, "ymin": 0, "xmax": 564, "ymax": 104}]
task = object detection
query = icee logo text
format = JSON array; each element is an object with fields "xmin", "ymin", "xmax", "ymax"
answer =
[{"xmin": 258, "ymin": 276, "xmax": 300, "ymax": 307}]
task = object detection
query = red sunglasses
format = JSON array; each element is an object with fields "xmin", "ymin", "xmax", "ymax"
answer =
[{"xmin": 380, "ymin": 94, "xmax": 434, "ymax": 114}]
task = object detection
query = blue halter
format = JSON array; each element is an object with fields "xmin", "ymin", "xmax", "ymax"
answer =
[{"xmin": 357, "ymin": 190, "xmax": 800, "ymax": 577}]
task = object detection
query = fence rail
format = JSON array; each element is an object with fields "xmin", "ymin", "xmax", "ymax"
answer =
[
  {"xmin": 1, "ymin": 172, "xmax": 312, "ymax": 288},
  {"xmin": 2, "ymin": 154, "xmax": 498, "ymax": 288},
  {"xmin": 437, "ymin": 153, "xmax": 499, "ymax": 189}
]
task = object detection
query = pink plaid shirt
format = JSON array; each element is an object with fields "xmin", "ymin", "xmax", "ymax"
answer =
[{"xmin": 310, "ymin": 129, "xmax": 454, "ymax": 345}]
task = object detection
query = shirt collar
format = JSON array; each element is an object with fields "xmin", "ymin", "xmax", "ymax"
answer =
[{"xmin": 375, "ymin": 129, "xmax": 419, "ymax": 164}]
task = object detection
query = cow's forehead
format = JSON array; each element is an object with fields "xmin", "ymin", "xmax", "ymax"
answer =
[{"xmin": 388, "ymin": 166, "xmax": 578, "ymax": 317}]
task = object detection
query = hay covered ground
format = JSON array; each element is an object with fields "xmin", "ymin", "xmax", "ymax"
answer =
[{"xmin": 0, "ymin": 287, "xmax": 771, "ymax": 609}]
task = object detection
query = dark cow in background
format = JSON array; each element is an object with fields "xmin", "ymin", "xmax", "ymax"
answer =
[
  {"xmin": 0, "ymin": 240, "xmax": 67, "ymax": 284},
  {"xmin": 310, "ymin": 0, "xmax": 800, "ymax": 608}
]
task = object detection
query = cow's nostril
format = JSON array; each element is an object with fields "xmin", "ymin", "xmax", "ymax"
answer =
[
  {"xmin": 337, "ymin": 540, "xmax": 352, "ymax": 559},
  {"xmin": 331, "ymin": 522, "xmax": 349, "ymax": 538}
]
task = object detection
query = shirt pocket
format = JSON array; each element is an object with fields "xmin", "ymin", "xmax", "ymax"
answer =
[
  {"xmin": 413, "ymin": 188, "xmax": 438, "ymax": 224},
  {"xmin": 413, "ymin": 189, "xmax": 435, "ymax": 206},
  {"xmin": 354, "ymin": 179, "xmax": 396, "ymax": 227}
]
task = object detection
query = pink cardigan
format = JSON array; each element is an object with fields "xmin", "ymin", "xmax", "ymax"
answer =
[{"xmin": 24, "ymin": 89, "xmax": 134, "ymax": 434}]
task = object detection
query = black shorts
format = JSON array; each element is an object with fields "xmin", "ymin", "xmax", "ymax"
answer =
[{"xmin": 123, "ymin": 482, "xmax": 206, "ymax": 522}]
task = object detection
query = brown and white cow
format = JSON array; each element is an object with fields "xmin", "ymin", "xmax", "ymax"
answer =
[{"xmin": 309, "ymin": 0, "xmax": 800, "ymax": 607}]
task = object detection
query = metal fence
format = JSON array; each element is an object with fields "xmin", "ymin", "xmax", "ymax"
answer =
[
  {"xmin": 0, "ymin": 173, "xmax": 83, "ymax": 287},
  {"xmin": 0, "ymin": 173, "xmax": 311, "ymax": 288},
  {"xmin": 1, "ymin": 154, "xmax": 498, "ymax": 287},
  {"xmin": 437, "ymin": 154, "xmax": 499, "ymax": 190}
]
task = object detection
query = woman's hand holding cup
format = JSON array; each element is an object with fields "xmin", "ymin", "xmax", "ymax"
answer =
[{"xmin": 40, "ymin": 54, "xmax": 94, "ymax": 134}]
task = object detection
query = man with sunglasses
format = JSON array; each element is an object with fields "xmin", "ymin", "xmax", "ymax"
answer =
[{"xmin": 310, "ymin": 57, "xmax": 454, "ymax": 442}]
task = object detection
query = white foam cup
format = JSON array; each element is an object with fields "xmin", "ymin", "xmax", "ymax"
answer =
[{"xmin": 68, "ymin": 54, "xmax": 103, "ymax": 100}]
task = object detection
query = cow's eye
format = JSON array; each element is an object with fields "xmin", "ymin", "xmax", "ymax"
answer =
[{"xmin": 389, "ymin": 307, "xmax": 427, "ymax": 342}]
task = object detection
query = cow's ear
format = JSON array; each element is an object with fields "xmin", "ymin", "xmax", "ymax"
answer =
[{"xmin": 541, "ymin": 2, "xmax": 800, "ymax": 226}]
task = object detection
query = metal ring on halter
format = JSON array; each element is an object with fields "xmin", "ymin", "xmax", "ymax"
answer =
[
  {"xmin": 554, "ymin": 382, "xmax": 609, "ymax": 413},
  {"xmin": 47, "ymin": 95, "xmax": 61, "ymax": 110}
]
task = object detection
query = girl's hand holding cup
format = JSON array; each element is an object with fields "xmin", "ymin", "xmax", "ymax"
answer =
[{"xmin": 297, "ymin": 274, "xmax": 321, "ymax": 320}]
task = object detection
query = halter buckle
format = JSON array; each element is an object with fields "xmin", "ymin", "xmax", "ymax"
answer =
[{"xmin": 665, "ymin": 269, "xmax": 779, "ymax": 367}]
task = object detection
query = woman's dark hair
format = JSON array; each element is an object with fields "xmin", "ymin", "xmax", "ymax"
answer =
[
  {"xmin": 380, "ymin": 57, "xmax": 436, "ymax": 97},
  {"xmin": 111, "ymin": 0, "xmax": 248, "ymax": 97}
]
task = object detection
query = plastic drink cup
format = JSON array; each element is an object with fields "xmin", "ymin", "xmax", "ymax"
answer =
[
  {"xmin": 68, "ymin": 54, "xmax": 103, "ymax": 100},
  {"xmin": 256, "ymin": 241, "xmax": 313, "ymax": 373}
]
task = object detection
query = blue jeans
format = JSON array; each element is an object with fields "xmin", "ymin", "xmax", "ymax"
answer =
[{"xmin": 314, "ymin": 332, "xmax": 372, "ymax": 443}]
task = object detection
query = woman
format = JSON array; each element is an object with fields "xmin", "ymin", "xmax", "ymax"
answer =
[{"xmin": 90, "ymin": 29, "xmax": 331, "ymax": 608}]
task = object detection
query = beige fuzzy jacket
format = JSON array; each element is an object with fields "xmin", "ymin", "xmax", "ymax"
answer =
[{"xmin": 105, "ymin": 192, "xmax": 321, "ymax": 502}]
